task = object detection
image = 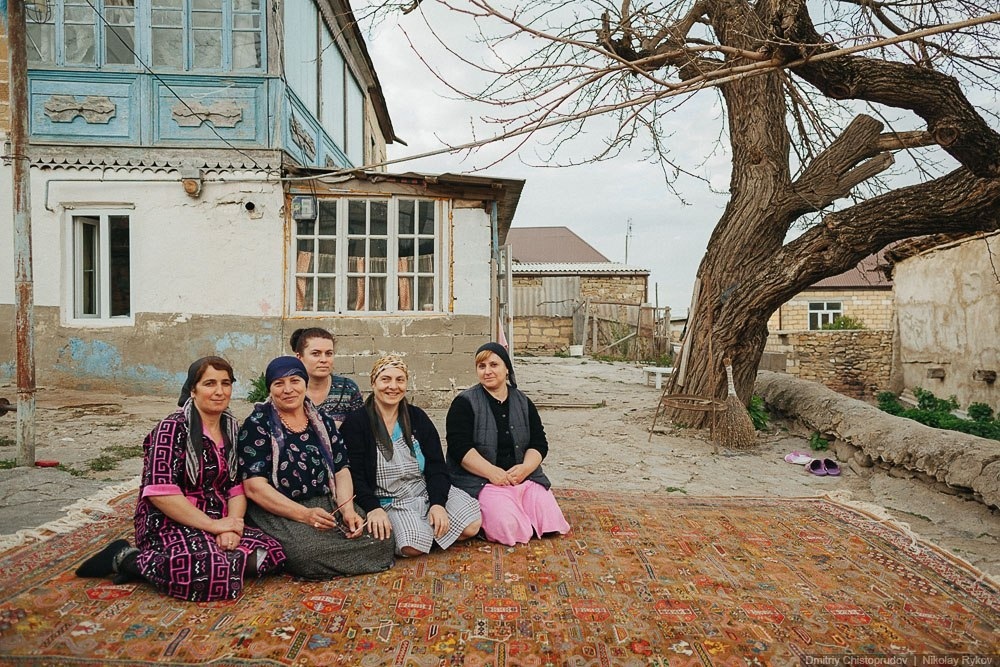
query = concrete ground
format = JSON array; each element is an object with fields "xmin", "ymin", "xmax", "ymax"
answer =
[{"xmin": 1, "ymin": 357, "xmax": 997, "ymax": 577}]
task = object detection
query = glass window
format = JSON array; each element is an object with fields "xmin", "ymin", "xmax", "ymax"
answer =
[
  {"xmin": 284, "ymin": 0, "xmax": 319, "ymax": 114},
  {"xmin": 808, "ymin": 301, "xmax": 843, "ymax": 330},
  {"xmin": 27, "ymin": 0, "xmax": 264, "ymax": 72},
  {"xmin": 72, "ymin": 213, "xmax": 131, "ymax": 320},
  {"xmin": 293, "ymin": 197, "xmax": 440, "ymax": 314}
]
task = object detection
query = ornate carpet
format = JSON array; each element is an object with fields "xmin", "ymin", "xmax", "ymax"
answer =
[{"xmin": 1, "ymin": 489, "xmax": 997, "ymax": 666}]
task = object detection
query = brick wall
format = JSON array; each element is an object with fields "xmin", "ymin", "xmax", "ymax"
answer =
[
  {"xmin": 764, "ymin": 330, "xmax": 893, "ymax": 399},
  {"xmin": 767, "ymin": 288, "xmax": 894, "ymax": 331}
]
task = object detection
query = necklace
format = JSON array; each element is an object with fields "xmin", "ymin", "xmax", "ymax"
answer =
[{"xmin": 279, "ymin": 412, "xmax": 308, "ymax": 433}]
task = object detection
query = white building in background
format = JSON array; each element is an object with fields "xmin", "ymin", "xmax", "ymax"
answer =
[{"xmin": 0, "ymin": 1, "xmax": 523, "ymax": 403}]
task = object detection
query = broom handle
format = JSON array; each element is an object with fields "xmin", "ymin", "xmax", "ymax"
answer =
[{"xmin": 723, "ymin": 356, "xmax": 737, "ymax": 398}]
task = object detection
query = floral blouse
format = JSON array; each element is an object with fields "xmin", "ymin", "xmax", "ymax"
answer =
[{"xmin": 237, "ymin": 407, "xmax": 349, "ymax": 501}]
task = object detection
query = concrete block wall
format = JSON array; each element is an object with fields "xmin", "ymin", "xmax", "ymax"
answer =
[
  {"xmin": 767, "ymin": 289, "xmax": 894, "ymax": 331},
  {"xmin": 765, "ymin": 329, "xmax": 893, "ymax": 399},
  {"xmin": 0, "ymin": 306, "xmax": 491, "ymax": 408}
]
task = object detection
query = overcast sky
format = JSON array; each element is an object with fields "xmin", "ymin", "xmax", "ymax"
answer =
[{"xmin": 358, "ymin": 4, "xmax": 732, "ymax": 313}]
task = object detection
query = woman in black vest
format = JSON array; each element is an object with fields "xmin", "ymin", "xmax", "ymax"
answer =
[{"xmin": 446, "ymin": 343, "xmax": 570, "ymax": 545}]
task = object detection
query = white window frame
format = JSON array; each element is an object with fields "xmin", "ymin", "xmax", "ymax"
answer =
[
  {"xmin": 291, "ymin": 197, "xmax": 444, "ymax": 315},
  {"xmin": 64, "ymin": 210, "xmax": 134, "ymax": 326},
  {"xmin": 808, "ymin": 301, "xmax": 843, "ymax": 330}
]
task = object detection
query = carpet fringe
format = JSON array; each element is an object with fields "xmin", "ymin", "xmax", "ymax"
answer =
[
  {"xmin": 0, "ymin": 477, "xmax": 139, "ymax": 553},
  {"xmin": 825, "ymin": 489, "xmax": 998, "ymax": 588}
]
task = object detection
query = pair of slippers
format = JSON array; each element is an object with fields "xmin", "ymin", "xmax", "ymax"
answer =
[{"xmin": 784, "ymin": 451, "xmax": 841, "ymax": 476}]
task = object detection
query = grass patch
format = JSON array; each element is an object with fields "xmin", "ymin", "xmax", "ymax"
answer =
[
  {"xmin": 103, "ymin": 444, "xmax": 144, "ymax": 459},
  {"xmin": 57, "ymin": 463, "xmax": 86, "ymax": 477},
  {"xmin": 665, "ymin": 486, "xmax": 688, "ymax": 494},
  {"xmin": 0, "ymin": 458, "xmax": 17, "ymax": 469},
  {"xmin": 87, "ymin": 455, "xmax": 119, "ymax": 472}
]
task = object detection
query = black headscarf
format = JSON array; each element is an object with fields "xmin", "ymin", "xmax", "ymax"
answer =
[{"xmin": 477, "ymin": 342, "xmax": 516, "ymax": 388}]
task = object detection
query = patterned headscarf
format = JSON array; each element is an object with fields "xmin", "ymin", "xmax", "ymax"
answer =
[
  {"xmin": 367, "ymin": 355, "xmax": 412, "ymax": 461},
  {"xmin": 370, "ymin": 354, "xmax": 408, "ymax": 385}
]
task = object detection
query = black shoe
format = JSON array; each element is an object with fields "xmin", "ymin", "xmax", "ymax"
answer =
[{"xmin": 75, "ymin": 539, "xmax": 131, "ymax": 578}]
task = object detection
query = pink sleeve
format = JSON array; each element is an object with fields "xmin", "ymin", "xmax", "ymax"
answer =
[
  {"xmin": 228, "ymin": 483, "xmax": 245, "ymax": 498},
  {"xmin": 142, "ymin": 483, "xmax": 183, "ymax": 497}
]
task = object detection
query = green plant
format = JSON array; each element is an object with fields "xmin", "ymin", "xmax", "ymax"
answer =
[
  {"xmin": 747, "ymin": 395, "xmax": 769, "ymax": 430},
  {"xmin": 57, "ymin": 463, "xmax": 85, "ymax": 477},
  {"xmin": 0, "ymin": 458, "xmax": 16, "ymax": 469},
  {"xmin": 103, "ymin": 444, "xmax": 144, "ymax": 459},
  {"xmin": 913, "ymin": 387, "xmax": 959, "ymax": 413},
  {"xmin": 876, "ymin": 391, "xmax": 903, "ymax": 415},
  {"xmin": 876, "ymin": 387, "xmax": 1000, "ymax": 441},
  {"xmin": 809, "ymin": 431, "xmax": 829, "ymax": 451},
  {"xmin": 87, "ymin": 455, "xmax": 118, "ymax": 472},
  {"xmin": 820, "ymin": 315, "xmax": 866, "ymax": 330},
  {"xmin": 967, "ymin": 402, "xmax": 995, "ymax": 423},
  {"xmin": 246, "ymin": 371, "xmax": 269, "ymax": 403}
]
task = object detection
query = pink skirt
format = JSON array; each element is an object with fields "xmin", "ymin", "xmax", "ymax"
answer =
[{"xmin": 477, "ymin": 481, "xmax": 571, "ymax": 546}]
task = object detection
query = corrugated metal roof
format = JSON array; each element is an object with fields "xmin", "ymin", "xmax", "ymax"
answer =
[
  {"xmin": 809, "ymin": 250, "xmax": 893, "ymax": 289},
  {"xmin": 505, "ymin": 227, "xmax": 610, "ymax": 262},
  {"xmin": 513, "ymin": 262, "xmax": 650, "ymax": 275}
]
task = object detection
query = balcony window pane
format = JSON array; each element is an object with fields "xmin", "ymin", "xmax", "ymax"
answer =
[
  {"xmin": 27, "ymin": 24, "xmax": 56, "ymax": 64},
  {"xmin": 297, "ymin": 220, "xmax": 314, "ymax": 237},
  {"xmin": 193, "ymin": 0, "xmax": 222, "ymax": 9},
  {"xmin": 418, "ymin": 277, "xmax": 434, "ymax": 311},
  {"xmin": 193, "ymin": 30, "xmax": 222, "ymax": 68},
  {"xmin": 152, "ymin": 28, "xmax": 184, "ymax": 68},
  {"xmin": 192, "ymin": 11, "xmax": 222, "ymax": 28},
  {"xmin": 152, "ymin": 9, "xmax": 182, "ymax": 25},
  {"xmin": 233, "ymin": 31, "xmax": 261, "ymax": 69},
  {"xmin": 318, "ymin": 202, "xmax": 337, "ymax": 236},
  {"xmin": 296, "ymin": 239, "xmax": 314, "ymax": 272},
  {"xmin": 64, "ymin": 25, "xmax": 97, "ymax": 65},
  {"xmin": 106, "ymin": 26, "xmax": 136, "ymax": 65},
  {"xmin": 348, "ymin": 201, "xmax": 366, "ymax": 235},
  {"xmin": 419, "ymin": 201, "xmax": 435, "ymax": 234}
]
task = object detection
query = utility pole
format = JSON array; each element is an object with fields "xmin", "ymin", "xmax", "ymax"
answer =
[
  {"xmin": 624, "ymin": 218, "xmax": 633, "ymax": 264},
  {"xmin": 5, "ymin": 0, "xmax": 37, "ymax": 465}
]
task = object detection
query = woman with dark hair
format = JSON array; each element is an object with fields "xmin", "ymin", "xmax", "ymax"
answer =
[
  {"xmin": 76, "ymin": 357, "xmax": 286, "ymax": 601},
  {"xmin": 239, "ymin": 356, "xmax": 394, "ymax": 579},
  {"xmin": 446, "ymin": 343, "xmax": 570, "ymax": 546},
  {"xmin": 290, "ymin": 327, "xmax": 363, "ymax": 427},
  {"xmin": 340, "ymin": 355, "xmax": 481, "ymax": 557}
]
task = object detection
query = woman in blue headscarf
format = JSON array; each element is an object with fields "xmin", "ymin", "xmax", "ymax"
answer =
[{"xmin": 238, "ymin": 356, "xmax": 394, "ymax": 579}]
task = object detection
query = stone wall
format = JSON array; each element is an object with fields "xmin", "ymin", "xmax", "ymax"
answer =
[
  {"xmin": 755, "ymin": 371, "xmax": 1000, "ymax": 508},
  {"xmin": 765, "ymin": 330, "xmax": 893, "ymax": 399},
  {"xmin": 767, "ymin": 288, "xmax": 894, "ymax": 331},
  {"xmin": 513, "ymin": 316, "xmax": 574, "ymax": 354},
  {"xmin": 580, "ymin": 275, "xmax": 647, "ymax": 304}
]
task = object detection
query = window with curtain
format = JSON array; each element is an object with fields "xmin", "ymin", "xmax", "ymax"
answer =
[
  {"xmin": 292, "ymin": 197, "xmax": 439, "ymax": 314},
  {"xmin": 27, "ymin": 0, "xmax": 264, "ymax": 72},
  {"xmin": 71, "ymin": 212, "xmax": 132, "ymax": 321}
]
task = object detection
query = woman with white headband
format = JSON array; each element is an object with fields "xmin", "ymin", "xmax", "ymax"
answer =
[{"xmin": 340, "ymin": 355, "xmax": 482, "ymax": 556}]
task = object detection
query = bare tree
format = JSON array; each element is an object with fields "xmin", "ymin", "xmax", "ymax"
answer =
[{"xmin": 360, "ymin": 0, "xmax": 1000, "ymax": 423}]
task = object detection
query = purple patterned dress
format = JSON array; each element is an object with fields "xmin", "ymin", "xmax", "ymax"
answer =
[{"xmin": 133, "ymin": 411, "xmax": 286, "ymax": 601}]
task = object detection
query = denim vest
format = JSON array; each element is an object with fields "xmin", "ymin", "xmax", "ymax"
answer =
[{"xmin": 448, "ymin": 385, "xmax": 552, "ymax": 498}]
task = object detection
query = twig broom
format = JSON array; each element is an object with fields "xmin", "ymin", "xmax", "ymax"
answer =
[{"xmin": 718, "ymin": 356, "xmax": 756, "ymax": 450}]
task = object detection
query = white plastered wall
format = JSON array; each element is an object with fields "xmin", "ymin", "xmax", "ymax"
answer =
[{"xmin": 450, "ymin": 204, "xmax": 493, "ymax": 316}]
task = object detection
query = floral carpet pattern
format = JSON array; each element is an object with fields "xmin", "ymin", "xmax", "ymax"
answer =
[{"xmin": 0, "ymin": 489, "xmax": 997, "ymax": 666}]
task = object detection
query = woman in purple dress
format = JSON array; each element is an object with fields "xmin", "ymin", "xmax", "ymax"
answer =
[{"xmin": 76, "ymin": 356, "xmax": 286, "ymax": 601}]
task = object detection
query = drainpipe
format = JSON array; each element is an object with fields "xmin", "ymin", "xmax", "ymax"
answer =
[{"xmin": 5, "ymin": 0, "xmax": 37, "ymax": 465}]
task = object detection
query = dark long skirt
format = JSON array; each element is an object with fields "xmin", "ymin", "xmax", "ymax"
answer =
[{"xmin": 247, "ymin": 495, "xmax": 394, "ymax": 580}]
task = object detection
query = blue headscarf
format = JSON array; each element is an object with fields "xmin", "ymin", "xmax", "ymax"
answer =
[{"xmin": 265, "ymin": 356, "xmax": 309, "ymax": 388}]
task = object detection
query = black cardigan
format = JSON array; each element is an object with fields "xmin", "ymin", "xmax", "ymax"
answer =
[{"xmin": 340, "ymin": 403, "xmax": 452, "ymax": 513}]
